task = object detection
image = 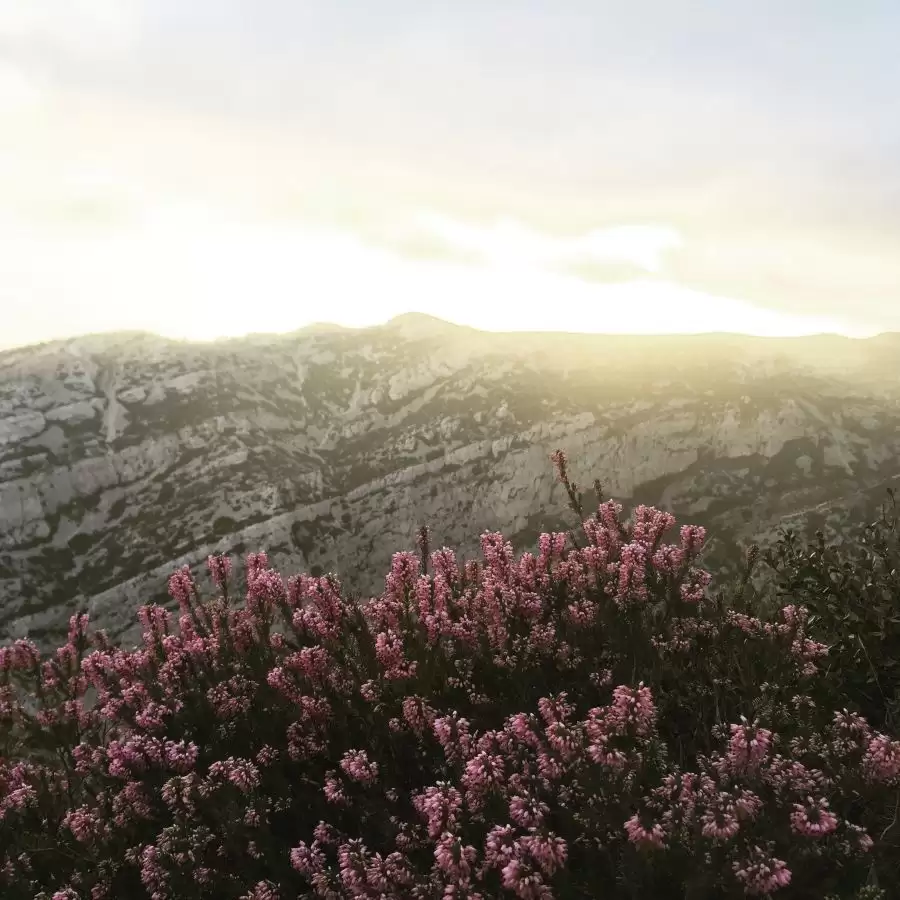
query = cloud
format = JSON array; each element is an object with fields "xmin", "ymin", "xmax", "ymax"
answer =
[
  {"xmin": 410, "ymin": 214, "xmax": 683, "ymax": 274},
  {"xmin": 0, "ymin": 0, "xmax": 138, "ymax": 55},
  {"xmin": 0, "ymin": 1, "xmax": 898, "ymax": 340},
  {"xmin": 1, "ymin": 194, "xmax": 873, "ymax": 354},
  {"xmin": 666, "ymin": 229, "xmax": 900, "ymax": 331},
  {"xmin": 0, "ymin": 0, "xmax": 139, "ymax": 103},
  {"xmin": 0, "ymin": 62, "xmax": 43, "ymax": 113},
  {"xmin": 561, "ymin": 261, "xmax": 651, "ymax": 284}
]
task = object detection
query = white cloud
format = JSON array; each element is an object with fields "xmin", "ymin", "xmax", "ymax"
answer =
[
  {"xmin": 0, "ymin": 198, "xmax": 872, "ymax": 352},
  {"xmin": 414, "ymin": 214, "xmax": 682, "ymax": 273},
  {"xmin": 0, "ymin": 0, "xmax": 139, "ymax": 56},
  {"xmin": 0, "ymin": 62, "xmax": 42, "ymax": 113}
]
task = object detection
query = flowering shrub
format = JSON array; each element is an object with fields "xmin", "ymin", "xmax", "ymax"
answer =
[
  {"xmin": 761, "ymin": 489, "xmax": 900, "ymax": 733},
  {"xmin": 1, "ymin": 451, "xmax": 899, "ymax": 899}
]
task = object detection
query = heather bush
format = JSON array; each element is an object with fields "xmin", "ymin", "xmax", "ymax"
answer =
[
  {"xmin": 760, "ymin": 489, "xmax": 900, "ymax": 733},
  {"xmin": 1, "ymin": 451, "xmax": 899, "ymax": 899}
]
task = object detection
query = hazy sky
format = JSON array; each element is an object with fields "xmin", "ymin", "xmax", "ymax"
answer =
[{"xmin": 2, "ymin": 1, "xmax": 899, "ymax": 349}]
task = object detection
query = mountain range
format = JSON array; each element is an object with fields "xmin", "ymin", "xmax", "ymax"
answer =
[{"xmin": 2, "ymin": 313, "xmax": 900, "ymax": 652}]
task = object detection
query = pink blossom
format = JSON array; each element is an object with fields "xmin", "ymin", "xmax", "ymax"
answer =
[
  {"xmin": 207, "ymin": 554, "xmax": 232, "ymax": 588},
  {"xmin": 340, "ymin": 749, "xmax": 379, "ymax": 785},
  {"xmin": 790, "ymin": 796, "xmax": 839, "ymax": 837},
  {"xmin": 732, "ymin": 846, "xmax": 792, "ymax": 895},
  {"xmin": 625, "ymin": 813, "xmax": 667, "ymax": 849}
]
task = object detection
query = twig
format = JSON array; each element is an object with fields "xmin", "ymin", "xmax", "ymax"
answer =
[
  {"xmin": 857, "ymin": 634, "xmax": 889, "ymax": 716},
  {"xmin": 880, "ymin": 790, "xmax": 900, "ymax": 843}
]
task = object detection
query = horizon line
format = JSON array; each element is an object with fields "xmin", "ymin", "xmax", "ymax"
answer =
[{"xmin": 1, "ymin": 312, "xmax": 895, "ymax": 356}]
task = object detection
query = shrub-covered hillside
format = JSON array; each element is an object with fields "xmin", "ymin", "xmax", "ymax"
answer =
[{"xmin": 2, "ymin": 452, "xmax": 899, "ymax": 899}]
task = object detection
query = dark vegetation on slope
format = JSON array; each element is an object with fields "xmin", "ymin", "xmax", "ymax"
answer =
[{"xmin": 0, "ymin": 453, "xmax": 899, "ymax": 899}]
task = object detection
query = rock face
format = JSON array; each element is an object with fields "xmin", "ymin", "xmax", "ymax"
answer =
[{"xmin": 2, "ymin": 313, "xmax": 900, "ymax": 651}]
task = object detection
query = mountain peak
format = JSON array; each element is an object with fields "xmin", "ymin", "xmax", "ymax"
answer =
[{"xmin": 383, "ymin": 312, "xmax": 463, "ymax": 336}]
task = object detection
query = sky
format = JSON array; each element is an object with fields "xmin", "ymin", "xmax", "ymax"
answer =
[{"xmin": 1, "ymin": 0, "xmax": 899, "ymax": 350}]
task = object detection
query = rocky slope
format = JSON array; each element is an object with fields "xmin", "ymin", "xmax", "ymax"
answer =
[{"xmin": 2, "ymin": 313, "xmax": 900, "ymax": 651}]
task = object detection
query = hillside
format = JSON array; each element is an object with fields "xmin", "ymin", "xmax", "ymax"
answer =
[{"xmin": 2, "ymin": 315, "xmax": 900, "ymax": 651}]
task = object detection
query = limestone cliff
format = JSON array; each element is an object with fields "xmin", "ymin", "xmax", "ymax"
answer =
[{"xmin": 2, "ymin": 315, "xmax": 899, "ymax": 651}]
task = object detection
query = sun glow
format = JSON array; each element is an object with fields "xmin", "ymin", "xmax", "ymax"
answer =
[{"xmin": 1, "ymin": 200, "xmax": 872, "ymax": 351}]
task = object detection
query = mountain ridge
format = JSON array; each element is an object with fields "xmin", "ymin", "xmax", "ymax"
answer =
[
  {"xmin": 2, "ymin": 312, "xmax": 897, "ymax": 359},
  {"xmin": 2, "ymin": 318, "xmax": 899, "ymax": 651}
]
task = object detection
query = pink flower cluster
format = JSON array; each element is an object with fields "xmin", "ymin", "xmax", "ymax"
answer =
[{"xmin": 0, "ymin": 451, "xmax": 898, "ymax": 899}]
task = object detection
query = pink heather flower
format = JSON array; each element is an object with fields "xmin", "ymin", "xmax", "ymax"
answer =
[
  {"xmin": 241, "ymin": 881, "xmax": 280, "ymax": 900},
  {"xmin": 207, "ymin": 554, "xmax": 232, "ymax": 588},
  {"xmin": 507, "ymin": 713, "xmax": 542, "ymax": 749},
  {"xmin": 601, "ymin": 682, "xmax": 657, "ymax": 737},
  {"xmin": 790, "ymin": 796, "xmax": 838, "ymax": 837},
  {"xmin": 207, "ymin": 757, "xmax": 260, "ymax": 793},
  {"xmin": 207, "ymin": 675, "xmax": 254, "ymax": 720},
  {"xmin": 434, "ymin": 832, "xmax": 478, "ymax": 879},
  {"xmin": 384, "ymin": 551, "xmax": 421, "ymax": 601},
  {"xmin": 679, "ymin": 568, "xmax": 711, "ymax": 603},
  {"xmin": 520, "ymin": 833, "xmax": 567, "ymax": 876},
  {"xmin": 374, "ymin": 629, "xmax": 417, "ymax": 679},
  {"xmin": 631, "ymin": 504, "xmax": 676, "ymax": 549},
  {"xmin": 863, "ymin": 734, "xmax": 900, "ymax": 784},
  {"xmin": 360, "ymin": 679, "xmax": 380, "ymax": 702},
  {"xmin": 139, "ymin": 845, "xmax": 167, "ymax": 894},
  {"xmin": 67, "ymin": 611, "xmax": 90, "ymax": 645},
  {"xmin": 462, "ymin": 752, "xmax": 506, "ymax": 796},
  {"xmin": 732, "ymin": 846, "xmax": 792, "ymax": 895},
  {"xmin": 402, "ymin": 696, "xmax": 436, "ymax": 735},
  {"xmin": 481, "ymin": 532, "xmax": 516, "ymax": 574},
  {"xmin": 625, "ymin": 814, "xmax": 667, "ymax": 849},
  {"xmin": 509, "ymin": 794, "xmax": 550, "ymax": 828},
  {"xmin": 161, "ymin": 775, "xmax": 198, "ymax": 814},
  {"xmin": 538, "ymin": 531, "xmax": 568, "ymax": 568},
  {"xmin": 165, "ymin": 739, "xmax": 199, "ymax": 774},
  {"xmin": 781, "ymin": 604, "xmax": 809, "ymax": 628},
  {"xmin": 679, "ymin": 524, "xmax": 707, "ymax": 555},
  {"xmin": 483, "ymin": 824, "xmax": 517, "ymax": 871},
  {"xmin": 433, "ymin": 714, "xmax": 473, "ymax": 764},
  {"xmin": 255, "ymin": 745, "xmax": 279, "ymax": 767},
  {"xmin": 565, "ymin": 597, "xmax": 598, "ymax": 628},
  {"xmin": 500, "ymin": 857, "xmax": 553, "ymax": 900},
  {"xmin": 727, "ymin": 720, "xmax": 773, "ymax": 773},
  {"xmin": 247, "ymin": 568, "xmax": 287, "ymax": 612},
  {"xmin": 340, "ymin": 749, "xmax": 379, "ymax": 785},
  {"xmin": 245, "ymin": 551, "xmax": 270, "ymax": 583},
  {"xmin": 285, "ymin": 646, "xmax": 330, "ymax": 681},
  {"xmin": 846, "ymin": 823, "xmax": 874, "ymax": 854},
  {"xmin": 62, "ymin": 805, "xmax": 108, "ymax": 844},
  {"xmin": 537, "ymin": 693, "xmax": 574, "ymax": 726},
  {"xmin": 597, "ymin": 498, "xmax": 623, "ymax": 532},
  {"xmin": 167, "ymin": 565, "xmax": 195, "ymax": 613},
  {"xmin": 550, "ymin": 448, "xmax": 568, "ymax": 482},
  {"xmin": 735, "ymin": 789, "xmax": 763, "ymax": 820},
  {"xmin": 615, "ymin": 542, "xmax": 649, "ymax": 606},
  {"xmin": 337, "ymin": 838, "xmax": 370, "ymax": 892},
  {"xmin": 651, "ymin": 544, "xmax": 686, "ymax": 574},
  {"xmin": 833, "ymin": 709, "xmax": 870, "ymax": 736},
  {"xmin": 324, "ymin": 773, "xmax": 348, "ymax": 806},
  {"xmin": 700, "ymin": 805, "xmax": 741, "ymax": 842},
  {"xmin": 414, "ymin": 783, "xmax": 463, "ymax": 839},
  {"xmin": 290, "ymin": 842, "xmax": 326, "ymax": 875},
  {"xmin": 138, "ymin": 604, "xmax": 171, "ymax": 640},
  {"xmin": 313, "ymin": 822, "xmax": 340, "ymax": 845}
]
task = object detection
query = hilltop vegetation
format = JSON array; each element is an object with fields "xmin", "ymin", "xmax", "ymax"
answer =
[{"xmin": 1, "ymin": 452, "xmax": 899, "ymax": 899}]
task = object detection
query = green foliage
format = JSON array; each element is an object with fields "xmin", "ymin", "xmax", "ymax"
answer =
[{"xmin": 762, "ymin": 489, "xmax": 900, "ymax": 732}]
